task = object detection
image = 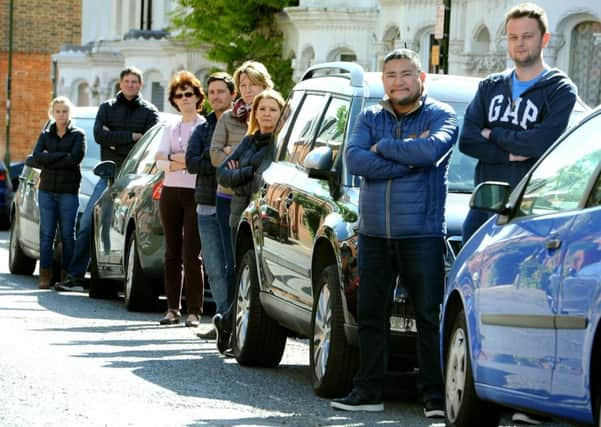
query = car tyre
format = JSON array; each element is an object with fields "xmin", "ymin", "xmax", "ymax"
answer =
[
  {"xmin": 124, "ymin": 233, "xmax": 157, "ymax": 312},
  {"xmin": 88, "ymin": 229, "xmax": 119, "ymax": 299},
  {"xmin": 445, "ymin": 310, "xmax": 500, "ymax": 427},
  {"xmin": 8, "ymin": 215, "xmax": 36, "ymax": 275},
  {"xmin": 310, "ymin": 265, "xmax": 358, "ymax": 398},
  {"xmin": 232, "ymin": 249, "xmax": 286, "ymax": 367}
]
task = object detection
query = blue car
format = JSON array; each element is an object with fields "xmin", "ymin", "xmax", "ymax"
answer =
[{"xmin": 440, "ymin": 105, "xmax": 601, "ymax": 427}]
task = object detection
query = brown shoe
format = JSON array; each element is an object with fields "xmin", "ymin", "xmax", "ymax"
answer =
[{"xmin": 38, "ymin": 268, "xmax": 53, "ymax": 289}]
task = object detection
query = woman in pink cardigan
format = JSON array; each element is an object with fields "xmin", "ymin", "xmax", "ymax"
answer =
[{"xmin": 155, "ymin": 70, "xmax": 206, "ymax": 327}]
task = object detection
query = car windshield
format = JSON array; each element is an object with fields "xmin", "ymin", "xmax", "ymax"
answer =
[
  {"xmin": 71, "ymin": 116, "xmax": 101, "ymax": 170},
  {"xmin": 364, "ymin": 98, "xmax": 476, "ymax": 193}
]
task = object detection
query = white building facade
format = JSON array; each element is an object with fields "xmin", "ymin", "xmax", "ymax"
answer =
[{"xmin": 54, "ymin": 0, "xmax": 601, "ymax": 109}]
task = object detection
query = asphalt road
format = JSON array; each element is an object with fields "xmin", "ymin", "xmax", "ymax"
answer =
[{"xmin": 0, "ymin": 231, "xmax": 573, "ymax": 427}]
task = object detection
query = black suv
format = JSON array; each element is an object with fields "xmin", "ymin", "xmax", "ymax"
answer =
[{"xmin": 230, "ymin": 62, "xmax": 481, "ymax": 397}]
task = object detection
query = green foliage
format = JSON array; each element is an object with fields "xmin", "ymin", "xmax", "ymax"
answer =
[{"xmin": 170, "ymin": 0, "xmax": 296, "ymax": 96}]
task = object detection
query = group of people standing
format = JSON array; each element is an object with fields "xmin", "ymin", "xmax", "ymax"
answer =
[
  {"xmin": 30, "ymin": 1, "xmax": 578, "ymax": 423},
  {"xmin": 31, "ymin": 61, "xmax": 284, "ymax": 355}
]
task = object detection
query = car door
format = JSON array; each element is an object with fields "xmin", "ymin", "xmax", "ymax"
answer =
[
  {"xmin": 550, "ymin": 116, "xmax": 601, "ymax": 413},
  {"xmin": 258, "ymin": 91, "xmax": 328, "ymax": 311},
  {"xmin": 94, "ymin": 125, "xmax": 162, "ymax": 267},
  {"xmin": 476, "ymin": 118, "xmax": 601, "ymax": 398}
]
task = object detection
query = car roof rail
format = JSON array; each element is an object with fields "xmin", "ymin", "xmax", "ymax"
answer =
[{"xmin": 300, "ymin": 62, "xmax": 365, "ymax": 88}]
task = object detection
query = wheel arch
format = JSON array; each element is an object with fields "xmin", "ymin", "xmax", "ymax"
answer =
[
  {"xmin": 311, "ymin": 237, "xmax": 338, "ymax": 297},
  {"xmin": 589, "ymin": 316, "xmax": 601, "ymax": 419},
  {"xmin": 442, "ymin": 290, "xmax": 468, "ymax": 373}
]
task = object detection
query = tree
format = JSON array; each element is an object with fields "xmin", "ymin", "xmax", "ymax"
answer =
[{"xmin": 170, "ymin": 0, "xmax": 297, "ymax": 96}]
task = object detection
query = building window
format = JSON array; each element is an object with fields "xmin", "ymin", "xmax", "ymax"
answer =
[
  {"xmin": 151, "ymin": 81, "xmax": 164, "ymax": 111},
  {"xmin": 140, "ymin": 0, "xmax": 153, "ymax": 30}
]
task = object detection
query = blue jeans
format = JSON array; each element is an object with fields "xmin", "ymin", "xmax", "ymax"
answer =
[
  {"xmin": 198, "ymin": 212, "xmax": 233, "ymax": 314},
  {"xmin": 38, "ymin": 190, "xmax": 79, "ymax": 270},
  {"xmin": 353, "ymin": 234, "xmax": 445, "ymax": 402},
  {"xmin": 216, "ymin": 195, "xmax": 236, "ymax": 325},
  {"xmin": 66, "ymin": 177, "xmax": 108, "ymax": 278}
]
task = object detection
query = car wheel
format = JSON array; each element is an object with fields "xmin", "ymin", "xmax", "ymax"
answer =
[
  {"xmin": 124, "ymin": 233, "xmax": 157, "ymax": 312},
  {"xmin": 310, "ymin": 265, "xmax": 358, "ymax": 398},
  {"xmin": 445, "ymin": 310, "xmax": 500, "ymax": 427},
  {"xmin": 0, "ymin": 213, "xmax": 10, "ymax": 231},
  {"xmin": 88, "ymin": 229, "xmax": 119, "ymax": 300},
  {"xmin": 8, "ymin": 215, "xmax": 36, "ymax": 275},
  {"xmin": 232, "ymin": 248, "xmax": 286, "ymax": 367}
]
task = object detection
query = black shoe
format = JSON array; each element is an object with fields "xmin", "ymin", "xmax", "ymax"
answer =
[
  {"xmin": 185, "ymin": 314, "xmax": 201, "ymax": 328},
  {"xmin": 213, "ymin": 314, "xmax": 231, "ymax": 355},
  {"xmin": 159, "ymin": 310, "xmax": 181, "ymax": 325},
  {"xmin": 330, "ymin": 389, "xmax": 384, "ymax": 412},
  {"xmin": 54, "ymin": 275, "xmax": 85, "ymax": 292},
  {"xmin": 196, "ymin": 328, "xmax": 217, "ymax": 340},
  {"xmin": 423, "ymin": 399, "xmax": 445, "ymax": 419}
]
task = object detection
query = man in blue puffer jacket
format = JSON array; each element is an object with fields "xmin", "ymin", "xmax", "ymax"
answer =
[{"xmin": 330, "ymin": 48, "xmax": 457, "ymax": 419}]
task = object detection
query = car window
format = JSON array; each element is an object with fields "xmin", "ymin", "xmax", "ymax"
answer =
[
  {"xmin": 135, "ymin": 126, "xmax": 166, "ymax": 174},
  {"xmin": 276, "ymin": 90, "xmax": 303, "ymax": 155},
  {"xmin": 313, "ymin": 97, "xmax": 350, "ymax": 166},
  {"xmin": 516, "ymin": 115, "xmax": 601, "ymax": 217},
  {"xmin": 70, "ymin": 116, "xmax": 101, "ymax": 170},
  {"xmin": 283, "ymin": 93, "xmax": 328, "ymax": 166},
  {"xmin": 118, "ymin": 126, "xmax": 160, "ymax": 177}
]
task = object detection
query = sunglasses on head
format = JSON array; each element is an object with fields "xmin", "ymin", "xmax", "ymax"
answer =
[{"xmin": 174, "ymin": 91, "xmax": 195, "ymax": 99}]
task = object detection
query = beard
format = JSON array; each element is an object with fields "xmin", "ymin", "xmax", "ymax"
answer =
[
  {"xmin": 390, "ymin": 87, "xmax": 422, "ymax": 107},
  {"xmin": 510, "ymin": 45, "xmax": 543, "ymax": 68}
]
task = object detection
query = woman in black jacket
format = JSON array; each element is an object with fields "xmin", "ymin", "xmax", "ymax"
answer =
[
  {"xmin": 217, "ymin": 89, "xmax": 285, "ymax": 234},
  {"xmin": 31, "ymin": 96, "xmax": 85, "ymax": 288}
]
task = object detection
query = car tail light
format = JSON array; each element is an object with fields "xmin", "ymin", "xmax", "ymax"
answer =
[
  {"xmin": 152, "ymin": 179, "xmax": 163, "ymax": 200},
  {"xmin": 0, "ymin": 170, "xmax": 5, "ymax": 181}
]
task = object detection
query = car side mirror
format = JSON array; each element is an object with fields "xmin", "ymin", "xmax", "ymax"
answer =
[
  {"xmin": 93, "ymin": 160, "xmax": 117, "ymax": 179},
  {"xmin": 470, "ymin": 181, "xmax": 512, "ymax": 214},
  {"xmin": 304, "ymin": 146, "xmax": 333, "ymax": 179}
]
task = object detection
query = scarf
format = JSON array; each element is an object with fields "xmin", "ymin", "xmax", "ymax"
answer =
[{"xmin": 232, "ymin": 98, "xmax": 250, "ymax": 124}]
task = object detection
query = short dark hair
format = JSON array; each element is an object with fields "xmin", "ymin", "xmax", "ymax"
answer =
[
  {"xmin": 505, "ymin": 2, "xmax": 548, "ymax": 35},
  {"xmin": 167, "ymin": 70, "xmax": 206, "ymax": 112},
  {"xmin": 383, "ymin": 48, "xmax": 422, "ymax": 71},
  {"xmin": 120, "ymin": 66, "xmax": 143, "ymax": 84},
  {"xmin": 207, "ymin": 72, "xmax": 235, "ymax": 95}
]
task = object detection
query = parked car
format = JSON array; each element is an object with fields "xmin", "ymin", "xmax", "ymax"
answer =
[
  {"xmin": 0, "ymin": 159, "xmax": 15, "ymax": 230},
  {"xmin": 224, "ymin": 62, "xmax": 480, "ymax": 398},
  {"xmin": 441, "ymin": 105, "xmax": 601, "ymax": 427},
  {"xmin": 88, "ymin": 115, "xmax": 213, "ymax": 313},
  {"xmin": 9, "ymin": 107, "xmax": 101, "ymax": 278}
]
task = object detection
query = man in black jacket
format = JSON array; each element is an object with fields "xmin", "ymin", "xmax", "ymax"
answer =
[
  {"xmin": 56, "ymin": 66, "xmax": 159, "ymax": 291},
  {"xmin": 185, "ymin": 72, "xmax": 235, "ymax": 340}
]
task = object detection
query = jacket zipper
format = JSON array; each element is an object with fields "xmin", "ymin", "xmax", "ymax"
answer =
[{"xmin": 386, "ymin": 118, "xmax": 403, "ymax": 238}]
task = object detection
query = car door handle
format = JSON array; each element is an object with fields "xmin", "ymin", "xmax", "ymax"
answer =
[
  {"xmin": 128, "ymin": 191, "xmax": 136, "ymax": 199},
  {"xmin": 545, "ymin": 239, "xmax": 561, "ymax": 250}
]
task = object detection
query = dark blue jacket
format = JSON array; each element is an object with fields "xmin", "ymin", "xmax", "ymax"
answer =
[
  {"xmin": 186, "ymin": 112, "xmax": 218, "ymax": 206},
  {"xmin": 93, "ymin": 92, "xmax": 159, "ymax": 169},
  {"xmin": 459, "ymin": 68, "xmax": 577, "ymax": 189},
  {"xmin": 346, "ymin": 95, "xmax": 458, "ymax": 239},
  {"xmin": 33, "ymin": 122, "xmax": 86, "ymax": 194}
]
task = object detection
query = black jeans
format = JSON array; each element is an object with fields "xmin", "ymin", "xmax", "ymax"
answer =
[{"xmin": 353, "ymin": 234, "xmax": 445, "ymax": 402}]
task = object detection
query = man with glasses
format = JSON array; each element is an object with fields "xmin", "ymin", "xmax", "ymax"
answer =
[
  {"xmin": 331, "ymin": 48, "xmax": 458, "ymax": 419},
  {"xmin": 56, "ymin": 66, "xmax": 159, "ymax": 292}
]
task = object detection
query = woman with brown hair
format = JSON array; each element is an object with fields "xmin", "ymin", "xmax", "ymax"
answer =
[{"xmin": 155, "ymin": 70, "xmax": 206, "ymax": 326}]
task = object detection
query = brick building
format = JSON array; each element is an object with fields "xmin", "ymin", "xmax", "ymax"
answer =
[{"xmin": 0, "ymin": 0, "xmax": 81, "ymax": 163}]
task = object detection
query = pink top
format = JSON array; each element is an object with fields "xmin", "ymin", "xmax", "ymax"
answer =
[{"xmin": 156, "ymin": 115, "xmax": 205, "ymax": 189}]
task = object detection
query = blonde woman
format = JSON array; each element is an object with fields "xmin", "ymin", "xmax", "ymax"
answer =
[
  {"xmin": 214, "ymin": 88, "xmax": 285, "ymax": 355},
  {"xmin": 31, "ymin": 96, "xmax": 85, "ymax": 289}
]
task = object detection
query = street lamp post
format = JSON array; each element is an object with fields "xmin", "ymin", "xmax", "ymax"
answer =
[{"xmin": 5, "ymin": 0, "xmax": 14, "ymax": 167}]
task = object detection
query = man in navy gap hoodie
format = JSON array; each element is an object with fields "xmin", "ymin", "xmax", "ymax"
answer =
[{"xmin": 460, "ymin": 2, "xmax": 577, "ymax": 242}]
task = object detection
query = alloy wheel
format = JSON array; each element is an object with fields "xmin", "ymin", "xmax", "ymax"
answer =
[
  {"xmin": 446, "ymin": 326, "xmax": 468, "ymax": 423},
  {"xmin": 312, "ymin": 283, "xmax": 332, "ymax": 382},
  {"xmin": 234, "ymin": 264, "xmax": 251, "ymax": 350}
]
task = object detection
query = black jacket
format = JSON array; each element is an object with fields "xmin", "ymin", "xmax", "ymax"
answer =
[
  {"xmin": 186, "ymin": 112, "xmax": 218, "ymax": 206},
  {"xmin": 32, "ymin": 122, "xmax": 85, "ymax": 194},
  {"xmin": 217, "ymin": 131, "xmax": 274, "ymax": 227},
  {"xmin": 93, "ymin": 92, "xmax": 159, "ymax": 169}
]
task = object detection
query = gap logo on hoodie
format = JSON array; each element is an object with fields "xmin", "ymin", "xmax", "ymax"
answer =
[{"xmin": 488, "ymin": 94, "xmax": 539, "ymax": 130}]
